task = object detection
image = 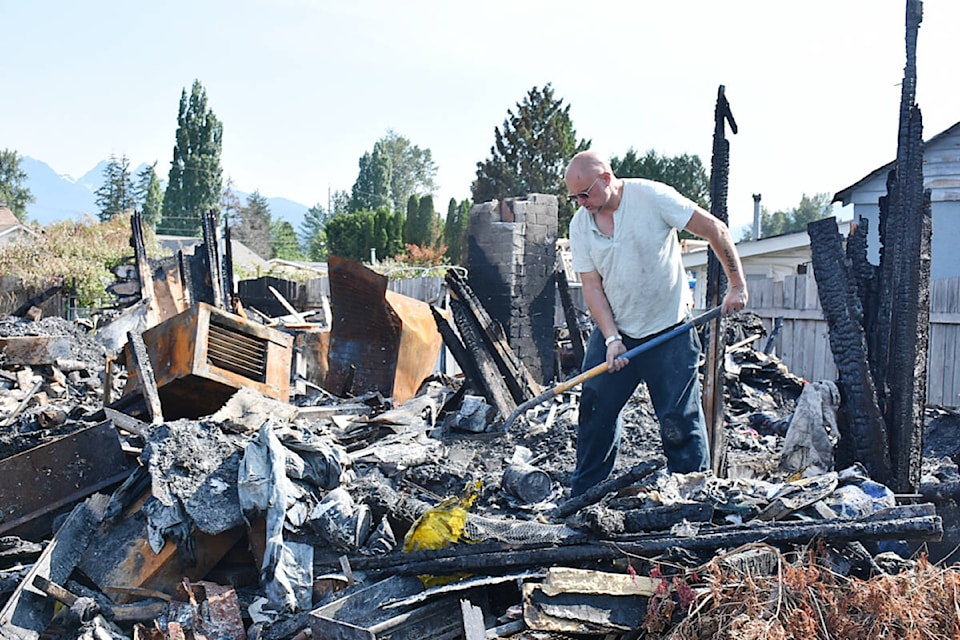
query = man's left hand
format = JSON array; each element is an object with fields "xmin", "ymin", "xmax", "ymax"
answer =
[{"xmin": 722, "ymin": 284, "xmax": 748, "ymax": 315}]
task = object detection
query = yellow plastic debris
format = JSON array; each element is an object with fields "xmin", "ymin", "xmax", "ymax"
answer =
[
  {"xmin": 403, "ymin": 480, "xmax": 481, "ymax": 553},
  {"xmin": 402, "ymin": 481, "xmax": 481, "ymax": 588}
]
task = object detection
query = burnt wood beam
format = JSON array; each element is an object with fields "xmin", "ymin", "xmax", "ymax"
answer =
[
  {"xmin": 808, "ymin": 217, "xmax": 891, "ymax": 483},
  {"xmin": 704, "ymin": 85, "xmax": 738, "ymax": 476}
]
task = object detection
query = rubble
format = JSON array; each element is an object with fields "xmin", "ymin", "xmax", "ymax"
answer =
[{"xmin": 0, "ymin": 286, "xmax": 955, "ymax": 640}]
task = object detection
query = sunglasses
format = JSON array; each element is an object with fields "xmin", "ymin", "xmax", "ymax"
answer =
[{"xmin": 567, "ymin": 176, "xmax": 602, "ymax": 204}]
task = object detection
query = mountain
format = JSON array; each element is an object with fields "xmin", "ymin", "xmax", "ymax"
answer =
[
  {"xmin": 22, "ymin": 157, "xmax": 310, "ymax": 231},
  {"xmin": 22, "ymin": 157, "xmax": 100, "ymax": 224}
]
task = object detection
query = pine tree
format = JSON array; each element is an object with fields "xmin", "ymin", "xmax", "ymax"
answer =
[
  {"xmin": 0, "ymin": 149, "xmax": 34, "ymax": 220},
  {"xmin": 159, "ymin": 80, "xmax": 223, "ymax": 236},
  {"xmin": 472, "ymin": 83, "xmax": 589, "ymax": 235},
  {"xmin": 403, "ymin": 194, "xmax": 419, "ymax": 245},
  {"xmin": 350, "ymin": 147, "xmax": 392, "ymax": 213},
  {"xmin": 233, "ymin": 190, "xmax": 273, "ymax": 259},
  {"xmin": 270, "ymin": 219, "xmax": 303, "ymax": 260},
  {"xmin": 134, "ymin": 162, "xmax": 164, "ymax": 228},
  {"xmin": 95, "ymin": 155, "xmax": 137, "ymax": 222},
  {"xmin": 414, "ymin": 194, "xmax": 435, "ymax": 247},
  {"xmin": 443, "ymin": 197, "xmax": 472, "ymax": 265}
]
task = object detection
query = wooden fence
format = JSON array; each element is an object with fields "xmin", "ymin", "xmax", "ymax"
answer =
[{"xmin": 743, "ymin": 274, "xmax": 960, "ymax": 408}]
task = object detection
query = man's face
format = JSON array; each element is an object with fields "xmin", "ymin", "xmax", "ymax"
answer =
[{"xmin": 567, "ymin": 174, "xmax": 604, "ymax": 211}]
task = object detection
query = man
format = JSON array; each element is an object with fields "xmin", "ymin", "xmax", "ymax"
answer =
[{"xmin": 565, "ymin": 150, "xmax": 748, "ymax": 496}]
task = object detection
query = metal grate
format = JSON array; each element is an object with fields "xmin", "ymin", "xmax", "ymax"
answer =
[{"xmin": 207, "ymin": 319, "xmax": 268, "ymax": 382}]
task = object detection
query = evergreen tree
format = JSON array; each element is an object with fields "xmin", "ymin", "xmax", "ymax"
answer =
[
  {"xmin": 95, "ymin": 155, "xmax": 137, "ymax": 222},
  {"xmin": 233, "ymin": 190, "xmax": 273, "ymax": 259},
  {"xmin": 0, "ymin": 149, "xmax": 34, "ymax": 220},
  {"xmin": 472, "ymin": 83, "xmax": 589, "ymax": 235},
  {"xmin": 300, "ymin": 203, "xmax": 331, "ymax": 258},
  {"xmin": 413, "ymin": 194, "xmax": 435, "ymax": 247},
  {"xmin": 443, "ymin": 197, "xmax": 472, "ymax": 265},
  {"xmin": 134, "ymin": 162, "xmax": 164, "ymax": 228},
  {"xmin": 271, "ymin": 219, "xmax": 303, "ymax": 260},
  {"xmin": 159, "ymin": 80, "xmax": 223, "ymax": 236},
  {"xmin": 403, "ymin": 194, "xmax": 419, "ymax": 245},
  {"xmin": 611, "ymin": 149, "xmax": 710, "ymax": 209},
  {"xmin": 349, "ymin": 147, "xmax": 392, "ymax": 213},
  {"xmin": 387, "ymin": 207, "xmax": 404, "ymax": 257}
]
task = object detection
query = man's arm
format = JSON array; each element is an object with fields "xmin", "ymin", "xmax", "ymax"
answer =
[
  {"xmin": 684, "ymin": 208, "xmax": 749, "ymax": 314},
  {"xmin": 580, "ymin": 270, "xmax": 628, "ymax": 371}
]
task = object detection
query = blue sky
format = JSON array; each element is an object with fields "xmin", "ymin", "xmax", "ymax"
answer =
[{"xmin": 4, "ymin": 0, "xmax": 959, "ymax": 237}]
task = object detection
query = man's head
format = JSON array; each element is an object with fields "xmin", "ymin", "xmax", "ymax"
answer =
[{"xmin": 565, "ymin": 151, "xmax": 617, "ymax": 213}]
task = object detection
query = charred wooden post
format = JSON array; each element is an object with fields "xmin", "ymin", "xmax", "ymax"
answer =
[
  {"xmin": 201, "ymin": 209, "xmax": 227, "ymax": 311},
  {"xmin": 704, "ymin": 85, "xmax": 738, "ymax": 476},
  {"xmin": 430, "ymin": 305, "xmax": 514, "ymax": 419},
  {"xmin": 555, "ymin": 266, "xmax": 585, "ymax": 368},
  {"xmin": 869, "ymin": 0, "xmax": 931, "ymax": 493},
  {"xmin": 808, "ymin": 217, "xmax": 891, "ymax": 482},
  {"xmin": 445, "ymin": 270, "xmax": 540, "ymax": 405},
  {"xmin": 844, "ymin": 218, "xmax": 879, "ymax": 346}
]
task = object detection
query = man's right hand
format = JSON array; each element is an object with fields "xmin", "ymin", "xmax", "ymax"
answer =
[{"xmin": 606, "ymin": 339, "xmax": 628, "ymax": 372}]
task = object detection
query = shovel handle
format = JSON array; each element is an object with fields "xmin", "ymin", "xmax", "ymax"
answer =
[{"xmin": 500, "ymin": 306, "xmax": 722, "ymax": 430}]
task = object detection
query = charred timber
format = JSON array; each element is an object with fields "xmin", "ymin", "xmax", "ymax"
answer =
[
  {"xmin": 551, "ymin": 458, "xmax": 664, "ymax": 519},
  {"xmin": 872, "ymin": 0, "xmax": 931, "ymax": 493},
  {"xmin": 808, "ymin": 217, "xmax": 891, "ymax": 483},
  {"xmin": 555, "ymin": 266, "xmax": 585, "ymax": 367},
  {"xmin": 347, "ymin": 511, "xmax": 941, "ymax": 578},
  {"xmin": 703, "ymin": 85, "xmax": 737, "ymax": 476}
]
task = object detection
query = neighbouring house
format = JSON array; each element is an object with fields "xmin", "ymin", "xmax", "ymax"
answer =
[
  {"xmin": 682, "ymin": 222, "xmax": 852, "ymax": 310},
  {"xmin": 833, "ymin": 120, "xmax": 960, "ymax": 280},
  {"xmin": 0, "ymin": 206, "xmax": 39, "ymax": 248}
]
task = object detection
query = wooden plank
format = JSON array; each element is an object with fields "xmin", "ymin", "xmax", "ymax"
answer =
[
  {"xmin": 0, "ymin": 494, "xmax": 109, "ymax": 640},
  {"xmin": 927, "ymin": 324, "xmax": 947, "ymax": 406},
  {"xmin": 773, "ymin": 279, "xmax": 784, "ymax": 308}
]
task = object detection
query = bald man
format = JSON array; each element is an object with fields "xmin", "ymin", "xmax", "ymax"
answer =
[{"xmin": 565, "ymin": 150, "xmax": 748, "ymax": 496}]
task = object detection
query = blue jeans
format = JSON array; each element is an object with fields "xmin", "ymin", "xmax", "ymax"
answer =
[{"xmin": 570, "ymin": 323, "xmax": 710, "ymax": 496}]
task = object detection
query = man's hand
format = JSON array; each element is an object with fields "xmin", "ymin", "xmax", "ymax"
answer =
[
  {"xmin": 606, "ymin": 339, "xmax": 629, "ymax": 372},
  {"xmin": 722, "ymin": 283, "xmax": 749, "ymax": 315}
]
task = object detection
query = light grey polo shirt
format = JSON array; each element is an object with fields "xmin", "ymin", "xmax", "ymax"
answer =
[{"xmin": 569, "ymin": 178, "xmax": 695, "ymax": 338}]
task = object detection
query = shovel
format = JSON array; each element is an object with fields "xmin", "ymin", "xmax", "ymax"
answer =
[{"xmin": 499, "ymin": 305, "xmax": 722, "ymax": 430}]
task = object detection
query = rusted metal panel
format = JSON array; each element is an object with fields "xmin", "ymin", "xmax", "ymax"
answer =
[
  {"xmin": 121, "ymin": 303, "xmax": 293, "ymax": 420},
  {"xmin": 324, "ymin": 257, "xmax": 444, "ymax": 405},
  {"xmin": 0, "ymin": 421, "xmax": 133, "ymax": 536}
]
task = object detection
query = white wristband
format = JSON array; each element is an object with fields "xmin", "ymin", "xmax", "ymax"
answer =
[{"xmin": 604, "ymin": 334, "xmax": 623, "ymax": 347}]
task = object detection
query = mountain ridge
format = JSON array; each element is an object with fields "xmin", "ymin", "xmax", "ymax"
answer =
[{"xmin": 22, "ymin": 157, "xmax": 310, "ymax": 231}]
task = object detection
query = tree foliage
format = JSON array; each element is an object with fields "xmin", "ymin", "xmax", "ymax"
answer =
[
  {"xmin": 403, "ymin": 194, "xmax": 435, "ymax": 247},
  {"xmin": 270, "ymin": 219, "xmax": 302, "ymax": 260},
  {"xmin": 233, "ymin": 190, "xmax": 273, "ymax": 259},
  {"xmin": 378, "ymin": 130, "xmax": 438, "ymax": 213},
  {"xmin": 299, "ymin": 190, "xmax": 350, "ymax": 261},
  {"xmin": 135, "ymin": 162, "xmax": 164, "ymax": 228},
  {"xmin": 611, "ymin": 149, "xmax": 710, "ymax": 209},
  {"xmin": 159, "ymin": 80, "xmax": 223, "ymax": 236},
  {"xmin": 0, "ymin": 149, "xmax": 35, "ymax": 220},
  {"xmin": 350, "ymin": 146, "xmax": 392, "ymax": 213},
  {"xmin": 443, "ymin": 197, "xmax": 472, "ymax": 265},
  {"xmin": 739, "ymin": 193, "xmax": 834, "ymax": 241},
  {"xmin": 0, "ymin": 213, "xmax": 154, "ymax": 307},
  {"xmin": 472, "ymin": 83, "xmax": 589, "ymax": 235},
  {"xmin": 95, "ymin": 155, "xmax": 137, "ymax": 222},
  {"xmin": 325, "ymin": 207, "xmax": 400, "ymax": 262}
]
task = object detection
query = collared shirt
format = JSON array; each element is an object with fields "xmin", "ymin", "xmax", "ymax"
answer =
[{"xmin": 570, "ymin": 178, "xmax": 695, "ymax": 338}]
